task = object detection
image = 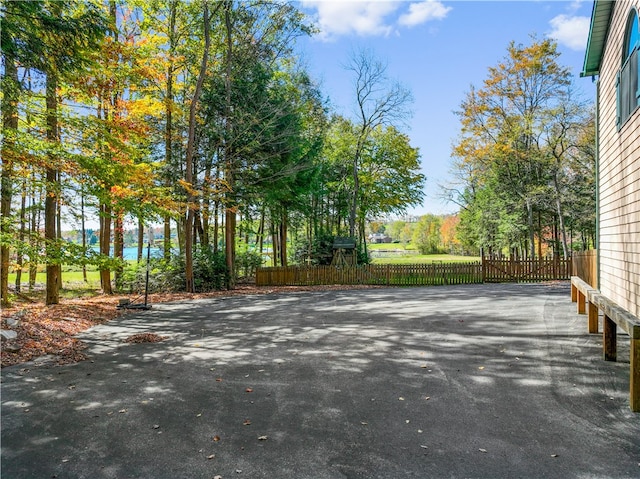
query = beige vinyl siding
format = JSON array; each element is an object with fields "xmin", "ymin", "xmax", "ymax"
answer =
[{"xmin": 597, "ymin": 0, "xmax": 640, "ymax": 317}]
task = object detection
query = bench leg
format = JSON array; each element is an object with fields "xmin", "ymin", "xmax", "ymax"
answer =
[
  {"xmin": 631, "ymin": 338, "xmax": 640, "ymax": 412},
  {"xmin": 588, "ymin": 302, "xmax": 599, "ymax": 334},
  {"xmin": 603, "ymin": 314, "xmax": 617, "ymax": 362},
  {"xmin": 571, "ymin": 283, "xmax": 577, "ymax": 302},
  {"xmin": 577, "ymin": 290, "xmax": 586, "ymax": 314}
]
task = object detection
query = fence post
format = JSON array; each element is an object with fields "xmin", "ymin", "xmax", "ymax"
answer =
[{"xmin": 481, "ymin": 257, "xmax": 486, "ymax": 283}]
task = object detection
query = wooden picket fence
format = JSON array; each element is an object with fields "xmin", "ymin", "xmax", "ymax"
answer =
[
  {"xmin": 256, "ymin": 257, "xmax": 572, "ymax": 287},
  {"xmin": 256, "ymin": 262, "xmax": 482, "ymax": 287},
  {"xmin": 482, "ymin": 257, "xmax": 572, "ymax": 283}
]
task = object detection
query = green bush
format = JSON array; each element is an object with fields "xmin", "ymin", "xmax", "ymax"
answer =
[
  {"xmin": 121, "ymin": 248, "xmax": 230, "ymax": 293},
  {"xmin": 235, "ymin": 250, "xmax": 264, "ymax": 279}
]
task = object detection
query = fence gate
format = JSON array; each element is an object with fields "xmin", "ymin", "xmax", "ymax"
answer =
[{"xmin": 482, "ymin": 258, "xmax": 572, "ymax": 283}]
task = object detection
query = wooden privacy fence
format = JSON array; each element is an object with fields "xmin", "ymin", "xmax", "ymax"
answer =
[
  {"xmin": 256, "ymin": 257, "xmax": 572, "ymax": 287},
  {"xmin": 256, "ymin": 263, "xmax": 483, "ymax": 287},
  {"xmin": 572, "ymin": 250, "xmax": 597, "ymax": 288}
]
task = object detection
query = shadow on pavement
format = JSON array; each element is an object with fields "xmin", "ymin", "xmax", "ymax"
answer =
[{"xmin": 2, "ymin": 283, "xmax": 639, "ymax": 478}]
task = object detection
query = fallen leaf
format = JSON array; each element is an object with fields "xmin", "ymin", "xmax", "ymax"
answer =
[
  {"xmin": 420, "ymin": 365, "xmax": 428, "ymax": 368},
  {"xmin": 245, "ymin": 388, "xmax": 253, "ymax": 393},
  {"xmin": 398, "ymin": 397, "xmax": 405, "ymax": 401},
  {"xmin": 207, "ymin": 454, "xmax": 215, "ymax": 460},
  {"xmin": 152, "ymin": 424, "xmax": 160, "ymax": 429},
  {"xmin": 478, "ymin": 366, "xmax": 485, "ymax": 370},
  {"xmin": 424, "ymin": 396, "xmax": 431, "ymax": 400},
  {"xmin": 360, "ymin": 421, "xmax": 368, "ymax": 425},
  {"xmin": 197, "ymin": 413, "xmax": 202, "ymax": 417},
  {"xmin": 551, "ymin": 454, "xmax": 558, "ymax": 458},
  {"xmin": 479, "ymin": 448, "xmax": 487, "ymax": 453},
  {"xmin": 420, "ymin": 445, "xmax": 428, "ymax": 449},
  {"xmin": 62, "ymin": 459, "xmax": 69, "ymax": 463},
  {"xmin": 119, "ymin": 409, "xmax": 127, "ymax": 413},
  {"xmin": 213, "ymin": 435, "xmax": 221, "ymax": 442},
  {"xmin": 124, "ymin": 333, "xmax": 166, "ymax": 343},
  {"xmin": 243, "ymin": 419, "xmax": 251, "ymax": 426},
  {"xmin": 235, "ymin": 470, "xmax": 242, "ymax": 474},
  {"xmin": 216, "ymin": 378, "xmax": 223, "ymax": 382},
  {"xmin": 258, "ymin": 435, "xmax": 268, "ymax": 441}
]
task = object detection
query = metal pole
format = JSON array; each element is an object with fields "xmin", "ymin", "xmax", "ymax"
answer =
[{"xmin": 144, "ymin": 229, "xmax": 151, "ymax": 307}]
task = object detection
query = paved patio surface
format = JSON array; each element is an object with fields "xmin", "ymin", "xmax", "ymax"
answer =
[{"xmin": 2, "ymin": 282, "xmax": 639, "ymax": 478}]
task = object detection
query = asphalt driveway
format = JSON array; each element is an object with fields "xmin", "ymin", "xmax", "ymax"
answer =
[{"xmin": 2, "ymin": 283, "xmax": 639, "ymax": 478}]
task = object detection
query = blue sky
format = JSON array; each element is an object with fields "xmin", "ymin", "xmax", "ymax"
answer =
[{"xmin": 295, "ymin": 0, "xmax": 597, "ymax": 217}]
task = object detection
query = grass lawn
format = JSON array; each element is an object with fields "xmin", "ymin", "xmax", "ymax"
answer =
[
  {"xmin": 8, "ymin": 271, "xmax": 103, "ymax": 299},
  {"xmin": 366, "ymin": 243, "xmax": 480, "ymax": 264},
  {"xmin": 370, "ymin": 253, "xmax": 481, "ymax": 265}
]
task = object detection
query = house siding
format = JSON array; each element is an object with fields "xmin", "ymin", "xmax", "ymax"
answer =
[{"xmin": 597, "ymin": 0, "xmax": 640, "ymax": 317}]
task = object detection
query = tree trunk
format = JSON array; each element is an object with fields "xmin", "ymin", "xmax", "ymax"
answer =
[
  {"xmin": 29, "ymin": 179, "xmax": 40, "ymax": 290},
  {"xmin": 163, "ymin": 1, "xmax": 177, "ymax": 263},
  {"xmin": 184, "ymin": 2, "xmax": 211, "ymax": 292},
  {"xmin": 99, "ymin": 202, "xmax": 113, "ymax": 294},
  {"xmin": 553, "ymin": 176, "xmax": 569, "ymax": 260},
  {"xmin": 114, "ymin": 212, "xmax": 124, "ymax": 290},
  {"xmin": 45, "ymin": 69, "xmax": 60, "ymax": 305},
  {"xmin": 1, "ymin": 47, "xmax": 18, "ymax": 305},
  {"xmin": 137, "ymin": 218, "xmax": 144, "ymax": 261},
  {"xmin": 279, "ymin": 212, "xmax": 287, "ymax": 267},
  {"xmin": 81, "ymin": 190, "xmax": 87, "ymax": 281},
  {"xmin": 525, "ymin": 197, "xmax": 535, "ymax": 260},
  {"xmin": 15, "ymin": 179, "xmax": 27, "ymax": 293},
  {"xmin": 258, "ymin": 208, "xmax": 265, "ymax": 254},
  {"xmin": 223, "ymin": 1, "xmax": 236, "ymax": 286}
]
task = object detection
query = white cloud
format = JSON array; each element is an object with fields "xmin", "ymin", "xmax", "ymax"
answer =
[
  {"xmin": 547, "ymin": 14, "xmax": 590, "ymax": 51},
  {"xmin": 398, "ymin": 1, "xmax": 451, "ymax": 28},
  {"xmin": 301, "ymin": 0, "xmax": 451, "ymax": 41},
  {"xmin": 302, "ymin": 1, "xmax": 398, "ymax": 40}
]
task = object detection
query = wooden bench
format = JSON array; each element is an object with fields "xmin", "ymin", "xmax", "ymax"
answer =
[{"xmin": 571, "ymin": 276, "xmax": 640, "ymax": 412}]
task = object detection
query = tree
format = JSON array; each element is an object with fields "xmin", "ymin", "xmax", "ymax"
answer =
[
  {"xmin": 358, "ymin": 125, "xmax": 425, "ymax": 226},
  {"xmin": 451, "ymin": 37, "xmax": 590, "ymax": 258},
  {"xmin": 1, "ymin": 1, "xmax": 107, "ymax": 304},
  {"xmin": 413, "ymin": 214, "xmax": 442, "ymax": 254},
  {"xmin": 345, "ymin": 49, "xmax": 412, "ymax": 239}
]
